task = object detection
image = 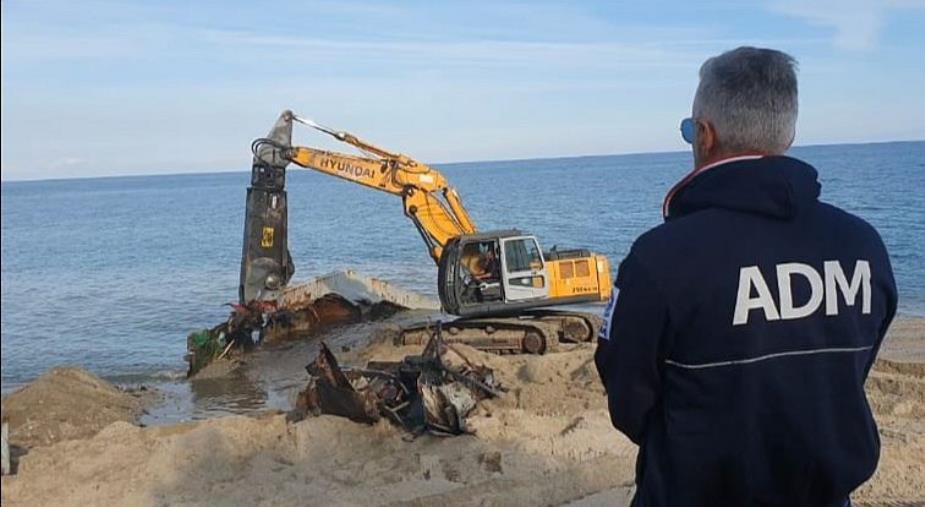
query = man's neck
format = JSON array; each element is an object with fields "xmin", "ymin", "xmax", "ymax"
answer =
[{"xmin": 695, "ymin": 151, "xmax": 768, "ymax": 172}]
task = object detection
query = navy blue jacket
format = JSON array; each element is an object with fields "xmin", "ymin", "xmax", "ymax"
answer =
[{"xmin": 595, "ymin": 156, "xmax": 897, "ymax": 507}]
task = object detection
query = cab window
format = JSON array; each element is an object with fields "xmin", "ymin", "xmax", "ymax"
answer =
[{"xmin": 504, "ymin": 238, "xmax": 542, "ymax": 273}]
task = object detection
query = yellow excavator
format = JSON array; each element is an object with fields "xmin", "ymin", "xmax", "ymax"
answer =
[{"xmin": 240, "ymin": 110, "xmax": 611, "ymax": 353}]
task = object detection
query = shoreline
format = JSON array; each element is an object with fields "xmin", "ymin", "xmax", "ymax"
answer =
[{"xmin": 3, "ymin": 310, "xmax": 923, "ymax": 399}]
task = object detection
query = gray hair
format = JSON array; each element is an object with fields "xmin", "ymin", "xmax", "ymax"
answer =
[{"xmin": 693, "ymin": 46, "xmax": 799, "ymax": 155}]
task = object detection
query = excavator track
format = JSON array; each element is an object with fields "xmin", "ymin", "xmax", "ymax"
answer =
[
  {"xmin": 396, "ymin": 310, "xmax": 602, "ymax": 355},
  {"xmin": 524, "ymin": 309, "xmax": 603, "ymax": 344}
]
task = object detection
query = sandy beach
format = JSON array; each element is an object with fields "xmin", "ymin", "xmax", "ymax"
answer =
[{"xmin": 2, "ymin": 317, "xmax": 923, "ymax": 506}]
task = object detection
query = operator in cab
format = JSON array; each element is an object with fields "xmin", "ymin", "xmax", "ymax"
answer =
[{"xmin": 595, "ymin": 47, "xmax": 897, "ymax": 506}]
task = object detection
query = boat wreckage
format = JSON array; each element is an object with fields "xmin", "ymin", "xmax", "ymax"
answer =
[
  {"xmin": 186, "ymin": 269, "xmax": 503, "ymax": 435},
  {"xmin": 186, "ymin": 270, "xmax": 439, "ymax": 377},
  {"xmin": 291, "ymin": 323, "xmax": 501, "ymax": 436}
]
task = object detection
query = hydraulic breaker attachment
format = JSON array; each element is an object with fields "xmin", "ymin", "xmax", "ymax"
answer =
[{"xmin": 239, "ymin": 111, "xmax": 296, "ymax": 303}]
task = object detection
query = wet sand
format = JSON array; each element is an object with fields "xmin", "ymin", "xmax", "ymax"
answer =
[
  {"xmin": 140, "ymin": 309, "xmax": 443, "ymax": 425},
  {"xmin": 1, "ymin": 316, "xmax": 923, "ymax": 506}
]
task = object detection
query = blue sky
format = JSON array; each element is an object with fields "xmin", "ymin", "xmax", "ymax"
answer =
[{"xmin": 1, "ymin": 0, "xmax": 924, "ymax": 180}]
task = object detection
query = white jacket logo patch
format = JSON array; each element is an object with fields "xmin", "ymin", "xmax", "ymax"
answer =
[
  {"xmin": 599, "ymin": 287, "xmax": 618, "ymax": 340},
  {"xmin": 733, "ymin": 260, "xmax": 871, "ymax": 326}
]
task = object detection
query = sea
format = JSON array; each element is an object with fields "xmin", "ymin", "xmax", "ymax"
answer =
[{"xmin": 2, "ymin": 141, "xmax": 924, "ymax": 395}]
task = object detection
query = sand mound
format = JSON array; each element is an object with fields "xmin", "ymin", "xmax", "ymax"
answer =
[
  {"xmin": 2, "ymin": 319, "xmax": 924, "ymax": 506},
  {"xmin": 0, "ymin": 367, "xmax": 146, "ymax": 450}
]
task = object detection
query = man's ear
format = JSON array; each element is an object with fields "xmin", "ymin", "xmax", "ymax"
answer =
[{"xmin": 699, "ymin": 120, "xmax": 716, "ymax": 154}]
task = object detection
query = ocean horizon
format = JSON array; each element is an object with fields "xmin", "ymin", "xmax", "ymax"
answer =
[{"xmin": 3, "ymin": 139, "xmax": 922, "ymax": 184}]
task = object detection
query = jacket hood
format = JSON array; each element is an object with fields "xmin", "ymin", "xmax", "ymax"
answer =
[{"xmin": 666, "ymin": 156, "xmax": 821, "ymax": 221}]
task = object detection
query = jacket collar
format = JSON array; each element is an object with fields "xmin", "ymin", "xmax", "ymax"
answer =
[
  {"xmin": 662, "ymin": 155, "xmax": 763, "ymax": 217},
  {"xmin": 664, "ymin": 156, "xmax": 821, "ymax": 221}
]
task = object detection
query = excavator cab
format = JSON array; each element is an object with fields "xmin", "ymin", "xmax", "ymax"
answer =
[{"xmin": 438, "ymin": 231, "xmax": 553, "ymax": 317}]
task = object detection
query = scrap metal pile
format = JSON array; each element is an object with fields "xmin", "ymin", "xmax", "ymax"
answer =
[{"xmin": 292, "ymin": 324, "xmax": 502, "ymax": 436}]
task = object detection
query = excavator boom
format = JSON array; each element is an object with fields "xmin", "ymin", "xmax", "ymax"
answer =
[{"xmin": 251, "ymin": 111, "xmax": 475, "ymax": 263}]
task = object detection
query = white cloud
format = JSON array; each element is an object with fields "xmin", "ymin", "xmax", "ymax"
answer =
[
  {"xmin": 770, "ymin": 0, "xmax": 925, "ymax": 50},
  {"xmin": 202, "ymin": 30, "xmax": 690, "ymax": 69}
]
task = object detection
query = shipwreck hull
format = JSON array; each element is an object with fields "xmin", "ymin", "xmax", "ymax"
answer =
[{"xmin": 187, "ymin": 271, "xmax": 440, "ymax": 377}]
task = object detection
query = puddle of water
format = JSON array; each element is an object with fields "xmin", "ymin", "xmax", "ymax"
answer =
[{"xmin": 140, "ymin": 310, "xmax": 441, "ymax": 425}]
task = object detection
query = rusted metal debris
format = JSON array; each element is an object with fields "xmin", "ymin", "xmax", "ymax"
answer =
[
  {"xmin": 186, "ymin": 294, "xmax": 405, "ymax": 378},
  {"xmin": 292, "ymin": 324, "xmax": 502, "ymax": 436}
]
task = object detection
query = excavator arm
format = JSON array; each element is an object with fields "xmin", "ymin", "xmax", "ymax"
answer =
[{"xmin": 252, "ymin": 110, "xmax": 477, "ymax": 263}]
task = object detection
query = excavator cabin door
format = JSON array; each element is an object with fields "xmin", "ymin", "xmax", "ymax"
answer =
[{"xmin": 499, "ymin": 236, "xmax": 550, "ymax": 301}]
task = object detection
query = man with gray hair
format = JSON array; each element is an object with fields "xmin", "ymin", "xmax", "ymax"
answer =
[{"xmin": 596, "ymin": 47, "xmax": 896, "ymax": 506}]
